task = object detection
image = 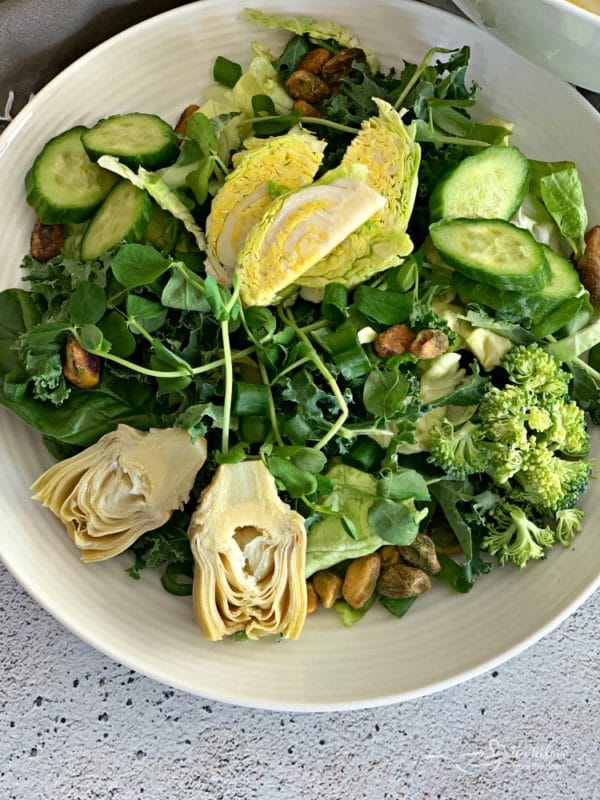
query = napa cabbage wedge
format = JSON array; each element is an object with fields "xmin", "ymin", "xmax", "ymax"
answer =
[
  {"xmin": 297, "ymin": 99, "xmax": 420, "ymax": 290},
  {"xmin": 236, "ymin": 163, "xmax": 386, "ymax": 306},
  {"xmin": 205, "ymin": 129, "xmax": 326, "ymax": 285}
]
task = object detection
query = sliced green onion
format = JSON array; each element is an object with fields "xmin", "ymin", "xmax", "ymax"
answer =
[
  {"xmin": 282, "ymin": 414, "xmax": 314, "ymax": 445},
  {"xmin": 213, "ymin": 56, "xmax": 242, "ymax": 88},
  {"xmin": 231, "ymin": 381, "xmax": 270, "ymax": 416},
  {"xmin": 239, "ymin": 415, "xmax": 271, "ymax": 444},
  {"xmin": 322, "ymin": 283, "xmax": 348, "ymax": 325},
  {"xmin": 161, "ymin": 563, "xmax": 194, "ymax": 596},
  {"xmin": 348, "ymin": 437, "xmax": 384, "ymax": 471}
]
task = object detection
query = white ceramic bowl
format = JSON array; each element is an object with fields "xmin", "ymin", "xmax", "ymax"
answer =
[
  {"xmin": 1, "ymin": 0, "xmax": 599, "ymax": 710},
  {"xmin": 453, "ymin": 0, "xmax": 600, "ymax": 91}
]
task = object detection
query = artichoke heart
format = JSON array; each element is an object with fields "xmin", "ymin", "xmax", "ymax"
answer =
[
  {"xmin": 298, "ymin": 99, "xmax": 421, "ymax": 290},
  {"xmin": 31, "ymin": 425, "xmax": 207, "ymax": 562},
  {"xmin": 188, "ymin": 460, "xmax": 307, "ymax": 640},
  {"xmin": 236, "ymin": 164, "xmax": 386, "ymax": 306},
  {"xmin": 206, "ymin": 129, "xmax": 326, "ymax": 285}
]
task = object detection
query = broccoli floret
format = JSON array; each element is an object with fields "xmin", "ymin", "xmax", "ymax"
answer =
[
  {"xmin": 478, "ymin": 384, "xmax": 529, "ymax": 423},
  {"xmin": 428, "ymin": 419, "xmax": 488, "ymax": 478},
  {"xmin": 482, "ymin": 500, "xmax": 554, "ymax": 568},
  {"xmin": 555, "ymin": 507, "xmax": 585, "ymax": 547},
  {"xmin": 526, "ymin": 406, "xmax": 552, "ymax": 433},
  {"xmin": 501, "ymin": 344, "xmax": 570, "ymax": 400},
  {"xmin": 483, "ymin": 442, "xmax": 526, "ymax": 484},
  {"xmin": 512, "ymin": 444, "xmax": 592, "ymax": 513},
  {"xmin": 541, "ymin": 398, "xmax": 590, "ymax": 457}
]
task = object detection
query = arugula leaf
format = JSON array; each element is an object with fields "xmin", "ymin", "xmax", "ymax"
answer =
[{"xmin": 272, "ymin": 34, "xmax": 311, "ymax": 81}]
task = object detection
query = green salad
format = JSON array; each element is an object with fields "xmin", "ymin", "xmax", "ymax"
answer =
[{"xmin": 3, "ymin": 9, "xmax": 600, "ymax": 640}]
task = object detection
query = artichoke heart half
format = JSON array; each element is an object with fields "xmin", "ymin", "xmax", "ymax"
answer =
[
  {"xmin": 205, "ymin": 129, "xmax": 326, "ymax": 285},
  {"xmin": 236, "ymin": 163, "xmax": 386, "ymax": 306},
  {"xmin": 32, "ymin": 425, "xmax": 207, "ymax": 562},
  {"xmin": 189, "ymin": 460, "xmax": 307, "ymax": 640},
  {"xmin": 298, "ymin": 99, "xmax": 421, "ymax": 290}
]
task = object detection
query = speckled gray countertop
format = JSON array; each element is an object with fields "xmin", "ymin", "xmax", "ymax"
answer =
[{"xmin": 1, "ymin": 2, "xmax": 599, "ymax": 798}]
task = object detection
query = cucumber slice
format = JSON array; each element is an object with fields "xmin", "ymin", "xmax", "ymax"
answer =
[
  {"xmin": 81, "ymin": 113, "xmax": 178, "ymax": 170},
  {"xmin": 142, "ymin": 204, "xmax": 181, "ymax": 254},
  {"xmin": 429, "ymin": 218, "xmax": 549, "ymax": 292},
  {"xmin": 25, "ymin": 126, "xmax": 117, "ymax": 224},
  {"xmin": 531, "ymin": 296, "xmax": 591, "ymax": 338},
  {"xmin": 453, "ymin": 245, "xmax": 584, "ymax": 323},
  {"xmin": 430, "ymin": 146, "xmax": 529, "ymax": 222},
  {"xmin": 80, "ymin": 180, "xmax": 151, "ymax": 261}
]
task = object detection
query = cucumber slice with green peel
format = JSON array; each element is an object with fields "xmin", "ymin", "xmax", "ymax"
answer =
[
  {"xmin": 429, "ymin": 218, "xmax": 549, "ymax": 292},
  {"xmin": 81, "ymin": 113, "xmax": 179, "ymax": 170},
  {"xmin": 429, "ymin": 146, "xmax": 530, "ymax": 222},
  {"xmin": 535, "ymin": 245, "xmax": 584, "ymax": 311},
  {"xmin": 453, "ymin": 244, "xmax": 585, "ymax": 323},
  {"xmin": 142, "ymin": 204, "xmax": 181, "ymax": 254},
  {"xmin": 531, "ymin": 296, "xmax": 591, "ymax": 339},
  {"xmin": 80, "ymin": 180, "xmax": 151, "ymax": 261},
  {"xmin": 25, "ymin": 126, "xmax": 117, "ymax": 223}
]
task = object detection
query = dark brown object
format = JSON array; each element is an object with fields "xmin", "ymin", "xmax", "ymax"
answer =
[
  {"xmin": 373, "ymin": 323, "xmax": 416, "ymax": 357},
  {"xmin": 30, "ymin": 219, "xmax": 63, "ymax": 262},
  {"xmin": 342, "ymin": 553, "xmax": 381, "ymax": 609},
  {"xmin": 377, "ymin": 564, "xmax": 431, "ymax": 599},
  {"xmin": 286, "ymin": 70, "xmax": 330, "ymax": 103},
  {"xmin": 292, "ymin": 100, "xmax": 321, "ymax": 118},
  {"xmin": 577, "ymin": 225, "xmax": 600, "ymax": 306},
  {"xmin": 321, "ymin": 48, "xmax": 367, "ymax": 83},
  {"xmin": 174, "ymin": 104, "xmax": 200, "ymax": 137},
  {"xmin": 297, "ymin": 47, "xmax": 331, "ymax": 75},
  {"xmin": 63, "ymin": 335, "xmax": 101, "ymax": 389},
  {"xmin": 397, "ymin": 534, "xmax": 441, "ymax": 575},
  {"xmin": 410, "ymin": 328, "xmax": 449, "ymax": 359}
]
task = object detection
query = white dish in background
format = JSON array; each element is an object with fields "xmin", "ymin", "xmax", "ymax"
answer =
[
  {"xmin": 0, "ymin": 0, "xmax": 599, "ymax": 711},
  {"xmin": 453, "ymin": 0, "xmax": 600, "ymax": 91}
]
